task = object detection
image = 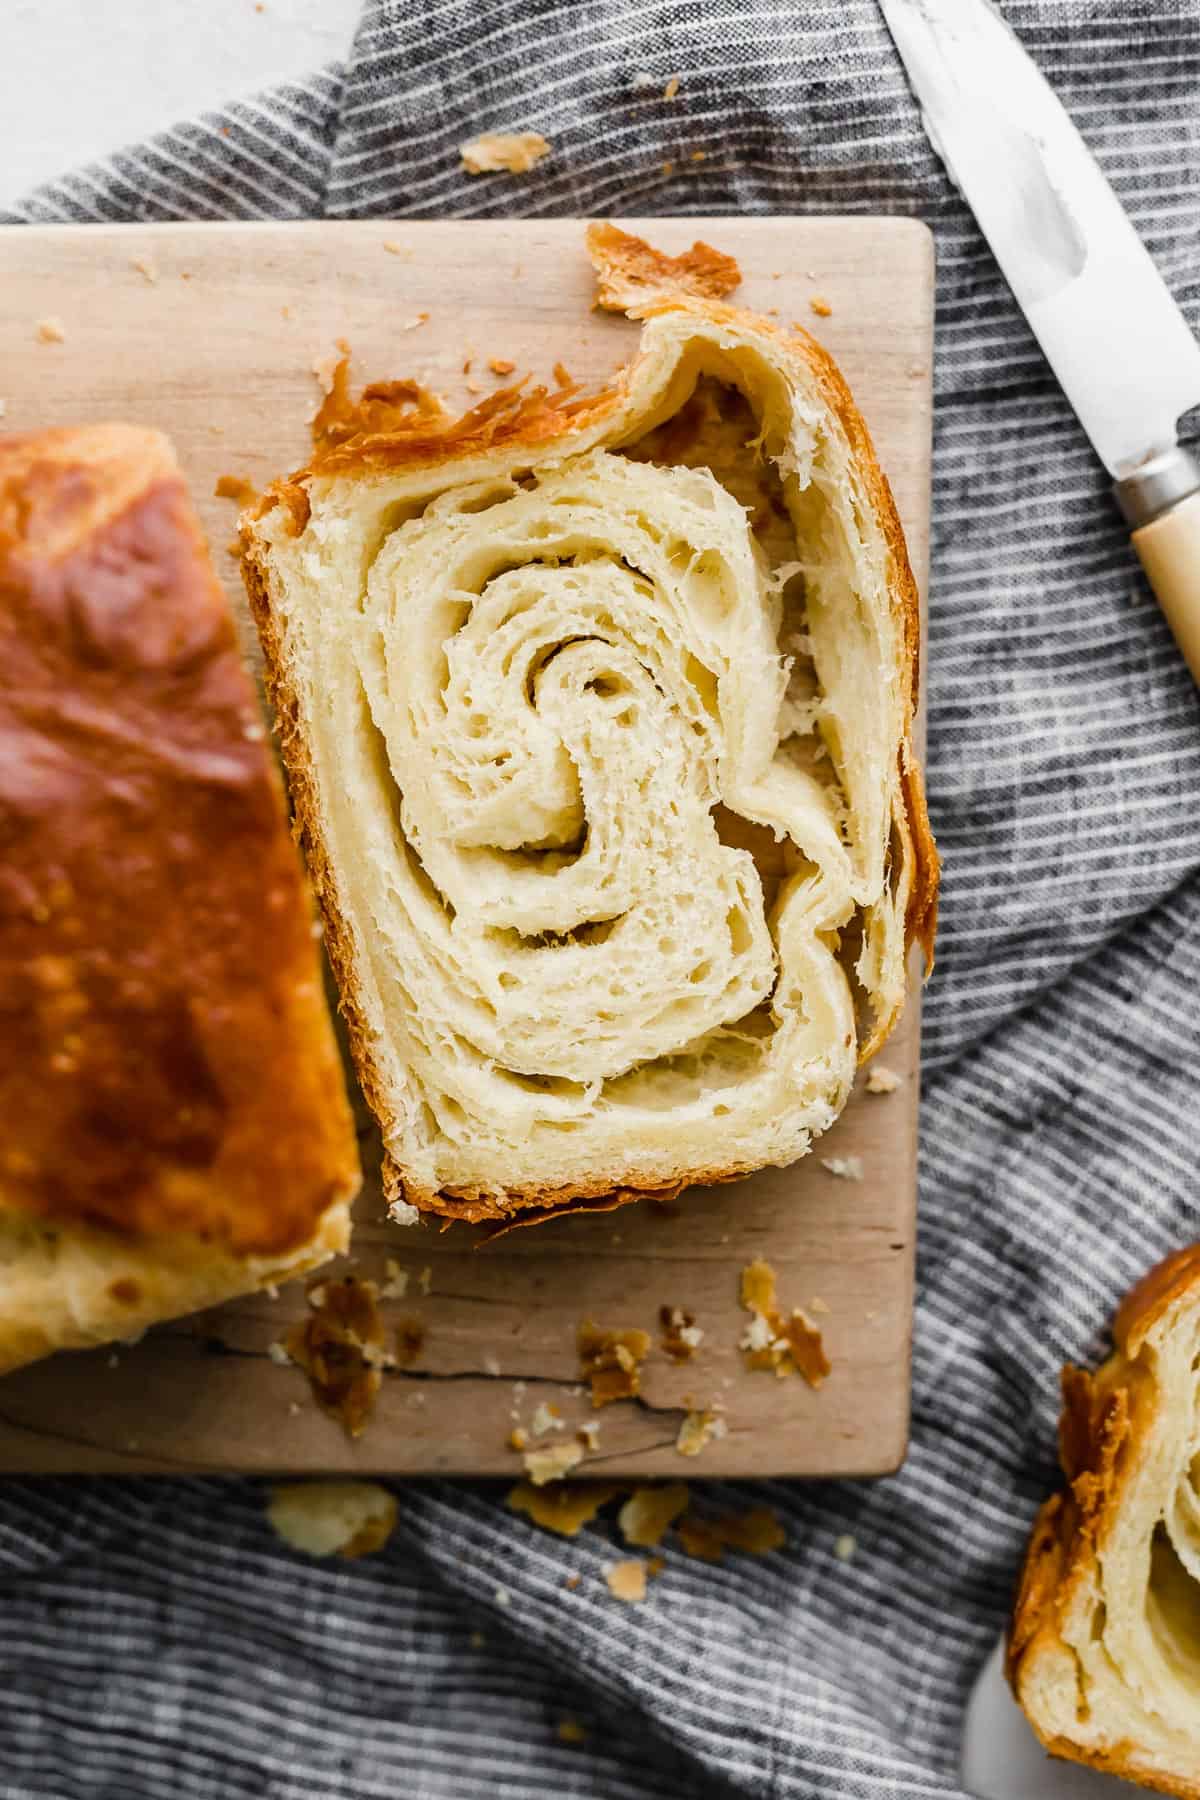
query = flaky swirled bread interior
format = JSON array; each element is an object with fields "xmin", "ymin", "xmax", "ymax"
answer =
[
  {"xmin": 1009, "ymin": 1246, "xmax": 1200, "ymax": 1796},
  {"xmin": 241, "ymin": 224, "xmax": 937, "ymax": 1227},
  {"xmin": 0, "ymin": 425, "xmax": 360, "ymax": 1375}
]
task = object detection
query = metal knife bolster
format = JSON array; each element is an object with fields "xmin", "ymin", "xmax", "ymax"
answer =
[{"xmin": 1115, "ymin": 444, "xmax": 1200, "ymax": 529}]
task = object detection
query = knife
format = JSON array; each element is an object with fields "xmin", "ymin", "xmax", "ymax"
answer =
[{"xmin": 879, "ymin": 0, "xmax": 1200, "ymax": 684}]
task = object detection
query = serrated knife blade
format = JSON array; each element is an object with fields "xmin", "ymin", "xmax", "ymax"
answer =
[{"xmin": 880, "ymin": 0, "xmax": 1200, "ymax": 682}]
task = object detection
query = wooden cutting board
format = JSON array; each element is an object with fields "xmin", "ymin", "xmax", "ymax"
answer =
[{"xmin": 0, "ymin": 217, "xmax": 933, "ymax": 1478}]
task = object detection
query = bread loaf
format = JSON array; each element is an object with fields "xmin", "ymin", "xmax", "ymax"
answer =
[
  {"xmin": 0, "ymin": 424, "xmax": 360, "ymax": 1373},
  {"xmin": 1009, "ymin": 1246, "xmax": 1200, "ymax": 1795},
  {"xmin": 241, "ymin": 225, "xmax": 937, "ymax": 1227}
]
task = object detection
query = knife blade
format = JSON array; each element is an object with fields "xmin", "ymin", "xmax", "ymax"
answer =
[{"xmin": 880, "ymin": 0, "xmax": 1200, "ymax": 681}]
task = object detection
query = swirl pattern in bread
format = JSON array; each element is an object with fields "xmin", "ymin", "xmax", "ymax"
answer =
[
  {"xmin": 241, "ymin": 227, "xmax": 937, "ymax": 1226},
  {"xmin": 1009, "ymin": 1247, "xmax": 1200, "ymax": 1796}
]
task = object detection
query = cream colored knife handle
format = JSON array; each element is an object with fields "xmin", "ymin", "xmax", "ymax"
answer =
[
  {"xmin": 1117, "ymin": 445, "xmax": 1200, "ymax": 686},
  {"xmin": 1132, "ymin": 494, "xmax": 1200, "ymax": 685}
]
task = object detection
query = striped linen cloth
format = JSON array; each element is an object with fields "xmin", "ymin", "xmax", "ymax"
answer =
[{"xmin": 4, "ymin": 3, "xmax": 1200, "ymax": 1795}]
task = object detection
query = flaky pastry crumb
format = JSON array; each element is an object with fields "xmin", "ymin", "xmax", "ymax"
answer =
[
  {"xmin": 460, "ymin": 132, "xmax": 551, "ymax": 176},
  {"xmin": 676, "ymin": 1406, "xmax": 727, "ymax": 1457},
  {"xmin": 821, "ymin": 1155, "xmax": 863, "ymax": 1181},
  {"xmin": 507, "ymin": 1480, "xmax": 622, "ymax": 1536},
  {"xmin": 267, "ymin": 1480, "xmax": 397, "ymax": 1559},
  {"xmin": 739, "ymin": 1258, "xmax": 831, "ymax": 1385},
  {"xmin": 618, "ymin": 1482, "xmax": 689, "ymax": 1547},
  {"xmin": 524, "ymin": 1440, "xmax": 585, "ymax": 1486},
  {"xmin": 605, "ymin": 1558, "xmax": 648, "ymax": 1603}
]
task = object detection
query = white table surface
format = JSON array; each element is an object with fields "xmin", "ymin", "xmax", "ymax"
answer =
[{"xmin": 1, "ymin": 0, "xmax": 362, "ymax": 211}]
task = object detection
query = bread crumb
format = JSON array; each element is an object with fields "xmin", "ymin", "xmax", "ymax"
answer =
[
  {"xmin": 587, "ymin": 221, "xmax": 740, "ymax": 313},
  {"xmin": 663, "ymin": 75, "xmax": 680, "ymax": 99},
  {"xmin": 809, "ymin": 296, "xmax": 833, "ymax": 317},
  {"xmin": 576, "ymin": 1420, "xmax": 601, "ymax": 1451},
  {"xmin": 821, "ymin": 1155, "xmax": 863, "ymax": 1181},
  {"xmin": 835, "ymin": 1532, "xmax": 857, "ymax": 1562},
  {"xmin": 508, "ymin": 1426, "xmax": 529, "ymax": 1451},
  {"xmin": 631, "ymin": 70, "xmax": 657, "ymax": 90},
  {"xmin": 460, "ymin": 132, "xmax": 550, "ymax": 176},
  {"xmin": 691, "ymin": 149, "xmax": 706, "ymax": 162},
  {"xmin": 214, "ymin": 473, "xmax": 257, "ymax": 507},
  {"xmin": 382, "ymin": 240, "xmax": 410, "ymax": 257},
  {"xmin": 660, "ymin": 1304, "xmax": 703, "ymax": 1363},
  {"xmin": 483, "ymin": 1352, "xmax": 501, "ymax": 1377},
  {"xmin": 552, "ymin": 361, "xmax": 573, "ymax": 388},
  {"xmin": 676, "ymin": 1406, "xmax": 727, "ymax": 1458},
  {"xmin": 530, "ymin": 1401, "xmax": 564, "ymax": 1437},
  {"xmin": 35, "ymin": 317, "xmax": 65, "ymax": 344},
  {"xmin": 417, "ymin": 1265, "xmax": 432, "ymax": 1296},
  {"xmin": 267, "ymin": 1340, "xmax": 291, "ymax": 1366},
  {"xmin": 809, "ymin": 1296, "xmax": 830, "ymax": 1316},
  {"xmin": 285, "ymin": 1276, "xmax": 386, "ymax": 1438},
  {"xmin": 865, "ymin": 1065, "xmax": 902, "ymax": 1095},
  {"xmin": 739, "ymin": 1258, "xmax": 831, "ymax": 1386},
  {"xmin": 488, "ymin": 357, "xmax": 516, "ymax": 376},
  {"xmin": 280, "ymin": 305, "xmax": 292, "ymax": 319},
  {"xmin": 678, "ymin": 1506, "xmax": 786, "ymax": 1563},
  {"xmin": 564, "ymin": 1573, "xmax": 581, "ymax": 1590},
  {"xmin": 523, "ymin": 1440, "xmax": 585, "ymax": 1487},
  {"xmin": 605, "ymin": 1559, "xmax": 648, "ymax": 1603},
  {"xmin": 661, "ymin": 160, "xmax": 675, "ymax": 177},
  {"xmin": 387, "ymin": 1196, "xmax": 420, "ymax": 1226},
  {"xmin": 401, "ymin": 312, "xmax": 430, "ymax": 331},
  {"xmin": 557, "ymin": 1719, "xmax": 588, "ymax": 1746},
  {"xmin": 508, "ymin": 1479, "xmax": 622, "ymax": 1535},
  {"xmin": 266, "ymin": 1480, "xmax": 397, "ymax": 1559},
  {"xmin": 130, "ymin": 256, "xmax": 158, "ymax": 284},
  {"xmin": 380, "ymin": 1259, "xmax": 409, "ymax": 1300},
  {"xmin": 494, "ymin": 1585, "xmax": 511, "ymax": 1608},
  {"xmin": 287, "ymin": 1400, "xmax": 302, "ymax": 1416},
  {"xmin": 578, "ymin": 1319, "xmax": 652, "ymax": 1407},
  {"xmin": 465, "ymin": 379, "xmax": 483, "ymax": 395},
  {"xmin": 618, "ymin": 1482, "xmax": 689, "ymax": 1548}
]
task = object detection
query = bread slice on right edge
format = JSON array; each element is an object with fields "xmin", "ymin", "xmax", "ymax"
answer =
[
  {"xmin": 241, "ymin": 223, "xmax": 938, "ymax": 1229},
  {"xmin": 1009, "ymin": 1246, "xmax": 1200, "ymax": 1796}
]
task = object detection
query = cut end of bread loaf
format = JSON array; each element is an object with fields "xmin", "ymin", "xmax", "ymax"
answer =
[
  {"xmin": 1008, "ymin": 1246, "xmax": 1200, "ymax": 1798},
  {"xmin": 241, "ymin": 227, "xmax": 937, "ymax": 1227},
  {"xmin": 0, "ymin": 424, "xmax": 360, "ymax": 1373}
]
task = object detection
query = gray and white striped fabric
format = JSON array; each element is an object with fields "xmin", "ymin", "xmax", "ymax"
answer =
[{"xmin": 4, "ymin": 4, "xmax": 1200, "ymax": 1795}]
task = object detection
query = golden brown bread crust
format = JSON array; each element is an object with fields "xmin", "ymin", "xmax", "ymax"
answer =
[
  {"xmin": 587, "ymin": 220, "xmax": 743, "ymax": 311},
  {"xmin": 0, "ymin": 425, "xmax": 360, "ymax": 1366},
  {"xmin": 242, "ymin": 226, "xmax": 938, "ymax": 1228},
  {"xmin": 1007, "ymin": 1248, "xmax": 1200, "ymax": 1798}
]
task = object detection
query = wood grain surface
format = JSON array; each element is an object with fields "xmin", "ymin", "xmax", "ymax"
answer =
[{"xmin": 0, "ymin": 216, "xmax": 934, "ymax": 1478}]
